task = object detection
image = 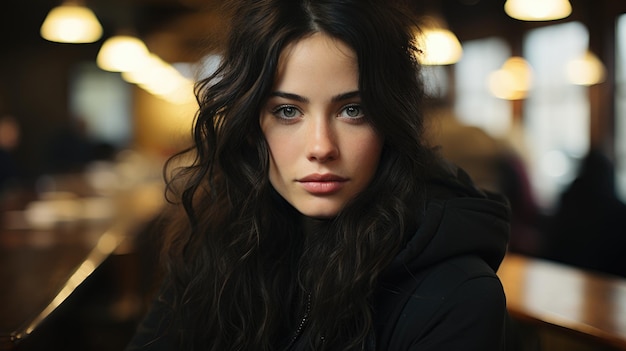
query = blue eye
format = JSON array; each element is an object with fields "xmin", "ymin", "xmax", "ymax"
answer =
[
  {"xmin": 273, "ymin": 105, "xmax": 302, "ymax": 119},
  {"xmin": 339, "ymin": 104, "xmax": 364, "ymax": 119}
]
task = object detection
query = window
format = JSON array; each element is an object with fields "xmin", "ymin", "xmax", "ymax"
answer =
[
  {"xmin": 523, "ymin": 21, "xmax": 590, "ymax": 209},
  {"xmin": 616, "ymin": 14, "xmax": 626, "ymax": 202},
  {"xmin": 70, "ymin": 62, "xmax": 132, "ymax": 148},
  {"xmin": 454, "ymin": 37, "xmax": 512, "ymax": 137}
]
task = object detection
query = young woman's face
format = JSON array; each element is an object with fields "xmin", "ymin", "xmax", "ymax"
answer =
[{"xmin": 260, "ymin": 33, "xmax": 384, "ymax": 218}]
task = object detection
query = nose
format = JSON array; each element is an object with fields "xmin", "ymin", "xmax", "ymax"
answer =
[{"xmin": 306, "ymin": 116, "xmax": 339, "ymax": 162}]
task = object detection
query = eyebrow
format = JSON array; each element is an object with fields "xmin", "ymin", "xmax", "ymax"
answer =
[{"xmin": 269, "ymin": 90, "xmax": 360, "ymax": 103}]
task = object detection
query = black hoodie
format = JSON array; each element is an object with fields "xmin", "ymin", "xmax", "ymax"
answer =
[
  {"xmin": 127, "ymin": 162, "xmax": 512, "ymax": 351},
  {"xmin": 374, "ymin": 162, "xmax": 511, "ymax": 350}
]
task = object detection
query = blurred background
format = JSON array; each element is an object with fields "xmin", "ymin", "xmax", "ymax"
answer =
[{"xmin": 1, "ymin": 0, "xmax": 626, "ymax": 350}]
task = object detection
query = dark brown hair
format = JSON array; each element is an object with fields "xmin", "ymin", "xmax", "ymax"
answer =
[{"xmin": 161, "ymin": 0, "xmax": 433, "ymax": 349}]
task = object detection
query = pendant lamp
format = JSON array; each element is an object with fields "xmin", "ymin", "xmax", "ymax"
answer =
[
  {"xmin": 566, "ymin": 51, "xmax": 606, "ymax": 86},
  {"xmin": 417, "ymin": 16, "xmax": 463, "ymax": 66},
  {"xmin": 96, "ymin": 34, "xmax": 150, "ymax": 72},
  {"xmin": 40, "ymin": 0, "xmax": 103, "ymax": 43},
  {"xmin": 504, "ymin": 0, "xmax": 572, "ymax": 21},
  {"xmin": 488, "ymin": 57, "xmax": 534, "ymax": 100}
]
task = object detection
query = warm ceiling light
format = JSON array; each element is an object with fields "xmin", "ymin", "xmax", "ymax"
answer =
[
  {"xmin": 504, "ymin": 0, "xmax": 572, "ymax": 21},
  {"xmin": 40, "ymin": 2, "xmax": 103, "ymax": 43},
  {"xmin": 488, "ymin": 56, "xmax": 533, "ymax": 100},
  {"xmin": 97, "ymin": 35, "xmax": 150, "ymax": 72},
  {"xmin": 121, "ymin": 54, "xmax": 195, "ymax": 104},
  {"xmin": 565, "ymin": 51, "xmax": 606, "ymax": 86},
  {"xmin": 417, "ymin": 16, "xmax": 463, "ymax": 66}
]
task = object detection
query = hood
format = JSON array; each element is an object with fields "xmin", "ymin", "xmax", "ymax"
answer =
[{"xmin": 385, "ymin": 161, "xmax": 510, "ymax": 280}]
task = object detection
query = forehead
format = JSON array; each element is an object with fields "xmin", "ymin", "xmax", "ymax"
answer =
[
  {"xmin": 273, "ymin": 33, "xmax": 358, "ymax": 89},
  {"xmin": 282, "ymin": 32, "xmax": 355, "ymax": 59}
]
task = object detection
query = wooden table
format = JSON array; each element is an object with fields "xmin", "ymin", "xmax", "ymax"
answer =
[
  {"xmin": 498, "ymin": 253, "xmax": 626, "ymax": 350},
  {"xmin": 0, "ymin": 171, "xmax": 164, "ymax": 350},
  {"xmin": 4, "ymin": 170, "xmax": 623, "ymax": 350}
]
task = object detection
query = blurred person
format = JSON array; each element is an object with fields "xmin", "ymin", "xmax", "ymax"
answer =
[
  {"xmin": 127, "ymin": 0, "xmax": 515, "ymax": 350},
  {"xmin": 543, "ymin": 148, "xmax": 626, "ymax": 277},
  {"xmin": 494, "ymin": 151, "xmax": 543, "ymax": 256},
  {"xmin": 424, "ymin": 105, "xmax": 502, "ymax": 192},
  {"xmin": 425, "ymin": 105, "xmax": 542, "ymax": 256},
  {"xmin": 46, "ymin": 117, "xmax": 97, "ymax": 174}
]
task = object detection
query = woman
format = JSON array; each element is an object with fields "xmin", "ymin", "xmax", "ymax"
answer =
[{"xmin": 127, "ymin": 0, "xmax": 512, "ymax": 350}]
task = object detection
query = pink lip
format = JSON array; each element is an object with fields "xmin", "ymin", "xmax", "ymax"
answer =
[{"xmin": 298, "ymin": 174, "xmax": 347, "ymax": 195}]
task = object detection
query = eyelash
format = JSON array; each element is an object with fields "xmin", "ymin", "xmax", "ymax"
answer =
[
  {"xmin": 270, "ymin": 103, "xmax": 365, "ymax": 122},
  {"xmin": 271, "ymin": 105, "xmax": 301, "ymax": 121},
  {"xmin": 339, "ymin": 104, "xmax": 365, "ymax": 119}
]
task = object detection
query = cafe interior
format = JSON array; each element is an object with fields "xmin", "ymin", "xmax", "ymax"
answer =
[{"xmin": 1, "ymin": 0, "xmax": 626, "ymax": 350}]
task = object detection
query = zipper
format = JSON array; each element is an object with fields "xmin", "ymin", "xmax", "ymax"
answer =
[{"xmin": 285, "ymin": 292, "xmax": 311, "ymax": 350}]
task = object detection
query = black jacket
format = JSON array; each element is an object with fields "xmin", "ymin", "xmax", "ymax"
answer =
[
  {"xmin": 127, "ymin": 163, "xmax": 512, "ymax": 351},
  {"xmin": 374, "ymin": 163, "xmax": 511, "ymax": 350}
]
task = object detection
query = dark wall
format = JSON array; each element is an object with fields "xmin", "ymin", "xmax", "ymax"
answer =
[{"xmin": 0, "ymin": 2, "xmax": 102, "ymax": 179}]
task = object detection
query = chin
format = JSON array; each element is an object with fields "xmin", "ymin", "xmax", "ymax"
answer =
[
  {"xmin": 306, "ymin": 213, "xmax": 336, "ymax": 220},
  {"xmin": 297, "ymin": 204, "xmax": 342, "ymax": 219}
]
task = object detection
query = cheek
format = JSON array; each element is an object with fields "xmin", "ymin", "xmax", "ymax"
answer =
[
  {"xmin": 355, "ymin": 134, "xmax": 384, "ymax": 167},
  {"xmin": 264, "ymin": 129, "xmax": 296, "ymax": 175}
]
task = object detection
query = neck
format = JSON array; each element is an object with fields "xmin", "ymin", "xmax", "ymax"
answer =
[{"xmin": 300, "ymin": 216, "xmax": 331, "ymax": 238}]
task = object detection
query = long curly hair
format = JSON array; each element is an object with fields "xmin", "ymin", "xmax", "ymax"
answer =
[{"xmin": 160, "ymin": 0, "xmax": 434, "ymax": 349}]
